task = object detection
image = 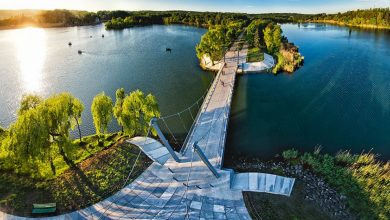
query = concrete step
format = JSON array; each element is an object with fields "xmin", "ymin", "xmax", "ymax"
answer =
[
  {"xmin": 127, "ymin": 137, "xmax": 178, "ymax": 165},
  {"xmin": 230, "ymin": 172, "xmax": 295, "ymax": 196}
]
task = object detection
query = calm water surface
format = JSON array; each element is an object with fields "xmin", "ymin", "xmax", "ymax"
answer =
[
  {"xmin": 0, "ymin": 24, "xmax": 212, "ymax": 136},
  {"xmin": 226, "ymin": 23, "xmax": 390, "ymax": 160},
  {"xmin": 1, "ymin": 23, "xmax": 389, "ymax": 160}
]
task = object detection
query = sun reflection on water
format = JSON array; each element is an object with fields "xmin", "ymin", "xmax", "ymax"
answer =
[{"xmin": 13, "ymin": 27, "xmax": 46, "ymax": 93}]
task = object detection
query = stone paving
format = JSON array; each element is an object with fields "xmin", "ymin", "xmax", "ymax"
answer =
[
  {"xmin": 128, "ymin": 137, "xmax": 176, "ymax": 165},
  {"xmin": 1, "ymin": 34, "xmax": 294, "ymax": 220},
  {"xmin": 241, "ymin": 53, "xmax": 275, "ymax": 73}
]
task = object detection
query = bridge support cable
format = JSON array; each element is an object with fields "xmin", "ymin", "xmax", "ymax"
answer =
[
  {"xmin": 177, "ymin": 112, "xmax": 189, "ymax": 133},
  {"xmin": 151, "ymin": 118, "xmax": 181, "ymax": 162},
  {"xmin": 188, "ymin": 107, "xmax": 195, "ymax": 121},
  {"xmin": 160, "ymin": 117, "xmax": 180, "ymax": 147},
  {"xmin": 150, "ymin": 73, "xmax": 216, "ymax": 144}
]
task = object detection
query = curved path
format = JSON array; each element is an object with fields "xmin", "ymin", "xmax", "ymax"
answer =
[
  {"xmin": 241, "ymin": 53, "xmax": 275, "ymax": 73},
  {"xmin": 1, "ymin": 35, "xmax": 294, "ymax": 220}
]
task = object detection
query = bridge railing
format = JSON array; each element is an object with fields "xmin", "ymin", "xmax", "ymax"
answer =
[
  {"xmin": 216, "ymin": 65, "xmax": 238, "ymax": 168},
  {"xmin": 180, "ymin": 62, "xmax": 226, "ymax": 154}
]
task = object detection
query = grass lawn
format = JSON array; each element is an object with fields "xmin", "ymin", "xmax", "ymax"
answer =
[
  {"xmin": 247, "ymin": 47, "xmax": 264, "ymax": 63},
  {"xmin": 0, "ymin": 135, "xmax": 152, "ymax": 216},
  {"xmin": 244, "ymin": 180, "xmax": 334, "ymax": 220}
]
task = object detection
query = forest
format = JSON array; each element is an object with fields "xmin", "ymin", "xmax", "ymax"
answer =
[
  {"xmin": 105, "ymin": 11, "xmax": 250, "ymax": 29},
  {"xmin": 0, "ymin": 10, "xmax": 99, "ymax": 28},
  {"xmin": 310, "ymin": 8, "xmax": 390, "ymax": 28},
  {"xmin": 1, "ymin": 8, "xmax": 389, "ymax": 30}
]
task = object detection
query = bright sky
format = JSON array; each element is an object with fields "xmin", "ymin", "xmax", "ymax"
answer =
[{"xmin": 1, "ymin": 0, "xmax": 389, "ymax": 13}]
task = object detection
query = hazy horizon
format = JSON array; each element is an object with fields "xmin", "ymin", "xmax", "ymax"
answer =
[{"xmin": 0, "ymin": 0, "xmax": 389, "ymax": 14}]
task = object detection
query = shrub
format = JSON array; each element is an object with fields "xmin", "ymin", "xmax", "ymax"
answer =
[
  {"xmin": 282, "ymin": 149, "xmax": 299, "ymax": 160},
  {"xmin": 299, "ymin": 152, "xmax": 389, "ymax": 220},
  {"xmin": 335, "ymin": 150, "xmax": 357, "ymax": 165}
]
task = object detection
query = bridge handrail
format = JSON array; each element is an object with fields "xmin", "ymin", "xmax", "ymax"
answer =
[
  {"xmin": 216, "ymin": 65, "xmax": 238, "ymax": 167},
  {"xmin": 180, "ymin": 62, "xmax": 226, "ymax": 154}
]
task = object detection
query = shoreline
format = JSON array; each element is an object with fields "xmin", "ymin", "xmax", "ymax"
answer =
[
  {"xmin": 308, "ymin": 20, "xmax": 390, "ymax": 30},
  {"xmin": 0, "ymin": 22, "xmax": 102, "ymax": 31}
]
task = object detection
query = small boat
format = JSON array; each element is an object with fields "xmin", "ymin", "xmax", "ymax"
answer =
[
  {"xmin": 68, "ymin": 42, "xmax": 72, "ymax": 46},
  {"xmin": 90, "ymin": 36, "xmax": 92, "ymax": 38},
  {"xmin": 78, "ymin": 50, "xmax": 83, "ymax": 54},
  {"xmin": 102, "ymin": 34, "xmax": 105, "ymax": 38},
  {"xmin": 166, "ymin": 48, "xmax": 172, "ymax": 53}
]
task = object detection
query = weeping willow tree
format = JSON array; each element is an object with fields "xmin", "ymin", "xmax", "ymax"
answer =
[
  {"xmin": 17, "ymin": 94, "xmax": 43, "ymax": 116},
  {"xmin": 2, "ymin": 93, "xmax": 84, "ymax": 175},
  {"xmin": 91, "ymin": 92, "xmax": 113, "ymax": 140},
  {"xmin": 121, "ymin": 90, "xmax": 160, "ymax": 137},
  {"xmin": 113, "ymin": 88, "xmax": 126, "ymax": 133}
]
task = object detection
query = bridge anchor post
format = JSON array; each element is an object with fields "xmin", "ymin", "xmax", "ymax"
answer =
[
  {"xmin": 150, "ymin": 118, "xmax": 181, "ymax": 162},
  {"xmin": 193, "ymin": 142, "xmax": 220, "ymax": 178}
]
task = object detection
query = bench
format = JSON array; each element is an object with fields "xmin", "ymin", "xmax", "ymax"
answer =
[{"xmin": 32, "ymin": 203, "xmax": 56, "ymax": 214}]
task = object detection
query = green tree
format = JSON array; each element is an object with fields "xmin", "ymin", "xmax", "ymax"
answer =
[
  {"xmin": 246, "ymin": 19, "xmax": 268, "ymax": 47},
  {"xmin": 196, "ymin": 25, "xmax": 227, "ymax": 65},
  {"xmin": 254, "ymin": 28, "xmax": 260, "ymax": 48},
  {"xmin": 264, "ymin": 23, "xmax": 282, "ymax": 54},
  {"xmin": 42, "ymin": 93, "xmax": 82, "ymax": 141},
  {"xmin": 6, "ymin": 93, "xmax": 84, "ymax": 174},
  {"xmin": 7, "ymin": 108, "xmax": 48, "ymax": 164},
  {"xmin": 273, "ymin": 24, "xmax": 282, "ymax": 53},
  {"xmin": 113, "ymin": 88, "xmax": 126, "ymax": 133},
  {"xmin": 121, "ymin": 90, "xmax": 160, "ymax": 136},
  {"xmin": 18, "ymin": 94, "xmax": 43, "ymax": 116},
  {"xmin": 263, "ymin": 24, "xmax": 274, "ymax": 53},
  {"xmin": 91, "ymin": 92, "xmax": 113, "ymax": 138},
  {"xmin": 70, "ymin": 97, "xmax": 84, "ymax": 142}
]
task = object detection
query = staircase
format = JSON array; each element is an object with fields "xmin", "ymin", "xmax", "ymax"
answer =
[
  {"xmin": 231, "ymin": 172, "xmax": 295, "ymax": 196},
  {"xmin": 127, "ymin": 137, "xmax": 179, "ymax": 165}
]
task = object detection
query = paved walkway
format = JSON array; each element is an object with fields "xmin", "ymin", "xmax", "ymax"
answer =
[
  {"xmin": 1, "ymin": 34, "xmax": 294, "ymax": 220},
  {"xmin": 128, "ymin": 137, "xmax": 179, "ymax": 166},
  {"xmin": 241, "ymin": 53, "xmax": 275, "ymax": 73}
]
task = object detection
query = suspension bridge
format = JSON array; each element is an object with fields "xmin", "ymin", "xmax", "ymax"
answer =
[{"xmin": 1, "ymin": 35, "xmax": 295, "ymax": 220}]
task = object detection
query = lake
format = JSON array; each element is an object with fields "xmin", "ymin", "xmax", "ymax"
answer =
[
  {"xmin": 0, "ymin": 24, "xmax": 212, "ymax": 137},
  {"xmin": 1, "ymin": 23, "xmax": 389, "ymax": 160},
  {"xmin": 226, "ymin": 23, "xmax": 390, "ymax": 160}
]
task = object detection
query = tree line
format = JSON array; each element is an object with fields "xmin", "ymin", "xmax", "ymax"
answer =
[
  {"xmin": 104, "ymin": 11, "xmax": 250, "ymax": 30},
  {"xmin": 195, "ymin": 20, "xmax": 246, "ymax": 65},
  {"xmin": 0, "ymin": 89, "xmax": 159, "ymax": 176},
  {"xmin": 105, "ymin": 13, "xmax": 166, "ymax": 30},
  {"xmin": 1, "ymin": 8, "xmax": 389, "ymax": 29},
  {"xmin": 310, "ymin": 8, "xmax": 390, "ymax": 28},
  {"xmin": 0, "ymin": 9, "xmax": 99, "ymax": 28}
]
